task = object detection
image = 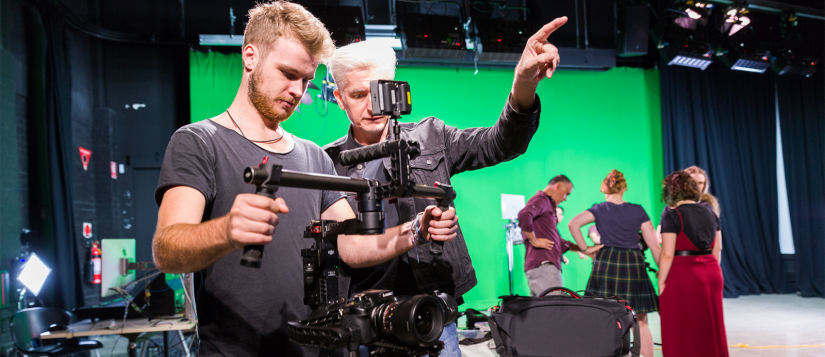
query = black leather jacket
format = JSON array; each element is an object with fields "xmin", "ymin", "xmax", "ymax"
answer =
[{"xmin": 323, "ymin": 96, "xmax": 541, "ymax": 301}]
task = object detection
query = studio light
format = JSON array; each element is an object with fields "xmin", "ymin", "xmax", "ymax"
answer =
[
  {"xmin": 765, "ymin": 11, "xmax": 819, "ymax": 77},
  {"xmin": 16, "ymin": 253, "xmax": 51, "ymax": 296},
  {"xmin": 715, "ymin": 6, "xmax": 772, "ymax": 74},
  {"xmin": 717, "ymin": 41, "xmax": 773, "ymax": 73},
  {"xmin": 665, "ymin": 45, "xmax": 714, "ymax": 70},
  {"xmin": 686, "ymin": 9, "xmax": 703, "ymax": 20},
  {"xmin": 672, "ymin": 0, "xmax": 714, "ymax": 27},
  {"xmin": 772, "ymin": 54, "xmax": 818, "ymax": 76},
  {"xmin": 653, "ymin": 1, "xmax": 715, "ymax": 70},
  {"xmin": 722, "ymin": 7, "xmax": 751, "ymax": 36},
  {"xmin": 720, "ymin": 52, "xmax": 772, "ymax": 73}
]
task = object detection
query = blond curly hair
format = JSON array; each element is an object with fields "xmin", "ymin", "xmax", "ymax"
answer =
[{"xmin": 244, "ymin": 1, "xmax": 336, "ymax": 61}]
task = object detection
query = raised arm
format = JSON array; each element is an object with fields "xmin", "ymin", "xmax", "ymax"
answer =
[
  {"xmin": 640, "ymin": 221, "xmax": 661, "ymax": 265},
  {"xmin": 328, "ymin": 200, "xmax": 458, "ymax": 268},
  {"xmin": 153, "ymin": 186, "xmax": 288, "ymax": 273},
  {"xmin": 442, "ymin": 99, "xmax": 540, "ymax": 175},
  {"xmin": 443, "ymin": 17, "xmax": 569, "ymax": 175}
]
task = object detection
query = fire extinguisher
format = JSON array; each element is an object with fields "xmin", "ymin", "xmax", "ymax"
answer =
[{"xmin": 91, "ymin": 241, "xmax": 102, "ymax": 284}]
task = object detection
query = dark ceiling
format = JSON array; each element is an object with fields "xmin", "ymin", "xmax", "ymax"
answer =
[{"xmin": 58, "ymin": 0, "xmax": 824, "ymax": 69}]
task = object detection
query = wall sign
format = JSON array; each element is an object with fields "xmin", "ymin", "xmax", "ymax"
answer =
[
  {"xmin": 79, "ymin": 147, "xmax": 92, "ymax": 171},
  {"xmin": 82, "ymin": 222, "xmax": 93, "ymax": 239}
]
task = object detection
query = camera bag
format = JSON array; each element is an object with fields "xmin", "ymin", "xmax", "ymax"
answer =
[{"xmin": 488, "ymin": 287, "xmax": 641, "ymax": 357}]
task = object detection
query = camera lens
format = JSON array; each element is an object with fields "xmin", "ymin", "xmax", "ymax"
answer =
[
  {"xmin": 414, "ymin": 305, "xmax": 434, "ymax": 335},
  {"xmin": 371, "ymin": 295, "xmax": 444, "ymax": 346}
]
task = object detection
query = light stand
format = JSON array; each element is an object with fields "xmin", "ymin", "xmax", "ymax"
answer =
[
  {"xmin": 500, "ymin": 194, "xmax": 526, "ymax": 296},
  {"xmin": 504, "ymin": 219, "xmax": 523, "ymax": 296}
]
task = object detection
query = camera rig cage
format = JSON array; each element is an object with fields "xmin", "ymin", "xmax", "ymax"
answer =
[{"xmin": 240, "ymin": 80, "xmax": 457, "ymax": 356}]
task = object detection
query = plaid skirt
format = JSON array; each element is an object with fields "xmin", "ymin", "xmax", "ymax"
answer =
[{"xmin": 586, "ymin": 246, "xmax": 659, "ymax": 313}]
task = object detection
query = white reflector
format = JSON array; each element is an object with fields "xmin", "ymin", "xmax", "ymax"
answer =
[{"xmin": 17, "ymin": 253, "xmax": 51, "ymax": 296}]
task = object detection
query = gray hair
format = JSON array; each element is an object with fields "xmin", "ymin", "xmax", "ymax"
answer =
[{"xmin": 326, "ymin": 40, "xmax": 397, "ymax": 91}]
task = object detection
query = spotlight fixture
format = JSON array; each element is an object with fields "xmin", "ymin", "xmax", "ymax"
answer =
[
  {"xmin": 663, "ymin": 42, "xmax": 714, "ymax": 70},
  {"xmin": 718, "ymin": 50, "xmax": 772, "ymax": 73},
  {"xmin": 715, "ymin": 8, "xmax": 772, "ymax": 73},
  {"xmin": 16, "ymin": 253, "xmax": 51, "ymax": 296},
  {"xmin": 399, "ymin": 13, "xmax": 467, "ymax": 59},
  {"xmin": 672, "ymin": 0, "xmax": 714, "ymax": 24},
  {"xmin": 652, "ymin": 1, "xmax": 715, "ymax": 70},
  {"xmin": 769, "ymin": 12, "xmax": 818, "ymax": 77},
  {"xmin": 772, "ymin": 53, "xmax": 818, "ymax": 77},
  {"xmin": 721, "ymin": 6, "xmax": 751, "ymax": 36},
  {"xmin": 685, "ymin": 8, "xmax": 703, "ymax": 20}
]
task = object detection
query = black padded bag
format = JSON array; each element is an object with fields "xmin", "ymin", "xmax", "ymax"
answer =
[{"xmin": 489, "ymin": 287, "xmax": 641, "ymax": 357}]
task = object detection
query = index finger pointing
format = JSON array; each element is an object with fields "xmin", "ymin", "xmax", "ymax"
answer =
[{"xmin": 530, "ymin": 16, "xmax": 568, "ymax": 42}]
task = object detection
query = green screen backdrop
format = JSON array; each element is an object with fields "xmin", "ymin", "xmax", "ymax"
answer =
[{"xmin": 190, "ymin": 51, "xmax": 664, "ymax": 310}]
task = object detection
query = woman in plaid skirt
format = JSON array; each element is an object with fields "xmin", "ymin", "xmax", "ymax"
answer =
[{"xmin": 568, "ymin": 169, "xmax": 661, "ymax": 357}]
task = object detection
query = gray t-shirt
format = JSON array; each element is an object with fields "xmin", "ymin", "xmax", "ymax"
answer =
[{"xmin": 155, "ymin": 120, "xmax": 344, "ymax": 357}]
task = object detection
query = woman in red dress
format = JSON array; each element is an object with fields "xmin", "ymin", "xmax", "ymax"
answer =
[{"xmin": 658, "ymin": 171, "xmax": 728, "ymax": 357}]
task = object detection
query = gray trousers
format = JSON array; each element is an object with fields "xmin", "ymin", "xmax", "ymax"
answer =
[{"xmin": 526, "ymin": 263, "xmax": 563, "ymax": 296}]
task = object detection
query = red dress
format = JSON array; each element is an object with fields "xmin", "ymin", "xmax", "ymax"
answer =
[{"xmin": 660, "ymin": 209, "xmax": 728, "ymax": 357}]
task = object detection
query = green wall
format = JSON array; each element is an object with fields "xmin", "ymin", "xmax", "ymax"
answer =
[{"xmin": 190, "ymin": 51, "xmax": 664, "ymax": 310}]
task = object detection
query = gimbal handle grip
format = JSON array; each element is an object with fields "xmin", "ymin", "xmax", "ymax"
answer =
[
  {"xmin": 429, "ymin": 182, "xmax": 454, "ymax": 256},
  {"xmin": 428, "ymin": 202, "xmax": 449, "ymax": 256},
  {"xmin": 240, "ymin": 189, "xmax": 276, "ymax": 268}
]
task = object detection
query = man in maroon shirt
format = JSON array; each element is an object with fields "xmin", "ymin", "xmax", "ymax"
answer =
[{"xmin": 518, "ymin": 175, "xmax": 599, "ymax": 296}]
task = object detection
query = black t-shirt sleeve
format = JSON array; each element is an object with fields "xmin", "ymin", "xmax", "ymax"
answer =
[
  {"xmin": 155, "ymin": 130, "xmax": 216, "ymax": 206},
  {"xmin": 715, "ymin": 213, "xmax": 722, "ymax": 232},
  {"xmin": 318, "ymin": 148, "xmax": 347, "ymax": 212},
  {"xmin": 660, "ymin": 210, "xmax": 680, "ymax": 234},
  {"xmin": 636, "ymin": 204, "xmax": 651, "ymax": 225},
  {"xmin": 586, "ymin": 203, "xmax": 600, "ymax": 220},
  {"xmin": 660, "ymin": 206, "xmax": 674, "ymax": 224}
]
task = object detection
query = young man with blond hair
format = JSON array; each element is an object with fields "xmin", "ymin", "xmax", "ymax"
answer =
[
  {"xmin": 152, "ymin": 2, "xmax": 457, "ymax": 355},
  {"xmin": 323, "ymin": 17, "xmax": 570, "ymax": 355}
]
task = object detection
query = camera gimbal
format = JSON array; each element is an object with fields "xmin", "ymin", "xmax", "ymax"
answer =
[{"xmin": 238, "ymin": 80, "xmax": 457, "ymax": 356}]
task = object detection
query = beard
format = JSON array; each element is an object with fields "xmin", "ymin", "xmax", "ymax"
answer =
[{"xmin": 248, "ymin": 68, "xmax": 296, "ymax": 126}]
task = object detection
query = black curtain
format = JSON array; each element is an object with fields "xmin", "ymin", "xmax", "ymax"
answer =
[
  {"xmin": 27, "ymin": 4, "xmax": 82, "ymax": 309},
  {"xmin": 777, "ymin": 73, "xmax": 825, "ymax": 298},
  {"xmin": 660, "ymin": 63, "xmax": 788, "ymax": 298}
]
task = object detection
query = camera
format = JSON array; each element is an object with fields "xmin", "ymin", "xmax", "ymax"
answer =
[{"xmin": 288, "ymin": 290, "xmax": 458, "ymax": 356}]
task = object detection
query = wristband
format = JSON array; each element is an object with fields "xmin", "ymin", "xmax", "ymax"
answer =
[
  {"xmin": 410, "ymin": 212, "xmax": 427, "ymax": 263},
  {"xmin": 410, "ymin": 212, "xmax": 428, "ymax": 247}
]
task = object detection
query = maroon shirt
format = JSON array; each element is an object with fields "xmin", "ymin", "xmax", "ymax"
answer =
[{"xmin": 518, "ymin": 191, "xmax": 574, "ymax": 271}]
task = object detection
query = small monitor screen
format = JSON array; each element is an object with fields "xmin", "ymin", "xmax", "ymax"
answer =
[{"xmin": 101, "ymin": 239, "xmax": 136, "ymax": 297}]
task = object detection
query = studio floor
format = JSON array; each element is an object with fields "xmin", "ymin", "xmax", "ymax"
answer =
[
  {"xmin": 91, "ymin": 294, "xmax": 824, "ymax": 357},
  {"xmin": 459, "ymin": 294, "xmax": 825, "ymax": 357}
]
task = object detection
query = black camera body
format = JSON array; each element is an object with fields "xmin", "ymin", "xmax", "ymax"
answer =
[{"xmin": 288, "ymin": 290, "xmax": 458, "ymax": 356}]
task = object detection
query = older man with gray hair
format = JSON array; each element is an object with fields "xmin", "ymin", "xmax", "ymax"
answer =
[{"xmin": 322, "ymin": 17, "xmax": 569, "ymax": 354}]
